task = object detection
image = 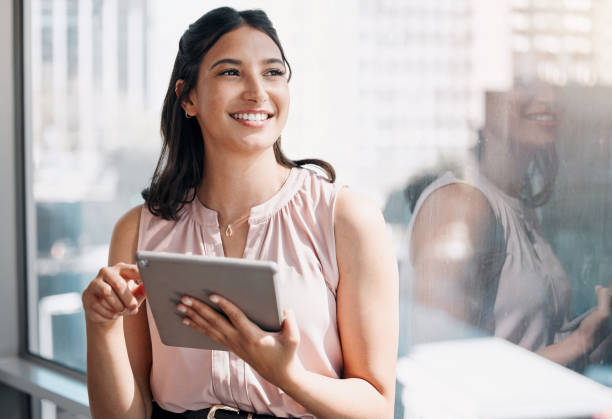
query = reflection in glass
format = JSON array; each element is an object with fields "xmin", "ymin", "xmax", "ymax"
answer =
[{"xmin": 407, "ymin": 82, "xmax": 611, "ymax": 371}]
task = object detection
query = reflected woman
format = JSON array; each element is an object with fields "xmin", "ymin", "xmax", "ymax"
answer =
[
  {"xmin": 409, "ymin": 82, "xmax": 610, "ymax": 367},
  {"xmin": 81, "ymin": 7, "xmax": 398, "ymax": 419}
]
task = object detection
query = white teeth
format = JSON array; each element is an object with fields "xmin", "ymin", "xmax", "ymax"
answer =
[
  {"xmin": 231, "ymin": 113, "xmax": 270, "ymax": 121},
  {"xmin": 527, "ymin": 114, "xmax": 553, "ymax": 121}
]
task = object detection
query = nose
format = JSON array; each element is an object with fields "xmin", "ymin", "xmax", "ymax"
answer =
[
  {"xmin": 533, "ymin": 88, "xmax": 556, "ymax": 106},
  {"xmin": 241, "ymin": 74, "xmax": 267, "ymax": 103}
]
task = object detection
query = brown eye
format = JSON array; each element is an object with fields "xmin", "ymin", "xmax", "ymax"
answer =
[
  {"xmin": 219, "ymin": 69, "xmax": 239, "ymax": 76},
  {"xmin": 264, "ymin": 69, "xmax": 285, "ymax": 77}
]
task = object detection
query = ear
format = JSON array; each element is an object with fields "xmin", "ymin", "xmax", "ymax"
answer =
[{"xmin": 175, "ymin": 79, "xmax": 198, "ymax": 117}]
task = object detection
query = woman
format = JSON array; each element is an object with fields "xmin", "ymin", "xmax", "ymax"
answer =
[
  {"xmin": 409, "ymin": 82, "xmax": 610, "ymax": 367},
  {"xmin": 82, "ymin": 7, "xmax": 398, "ymax": 419}
]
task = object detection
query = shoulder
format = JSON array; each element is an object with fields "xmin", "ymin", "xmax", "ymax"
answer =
[
  {"xmin": 298, "ymin": 168, "xmax": 338, "ymax": 197},
  {"xmin": 419, "ymin": 182, "xmax": 493, "ymax": 220},
  {"xmin": 411, "ymin": 182, "xmax": 498, "ymax": 260},
  {"xmin": 291, "ymin": 168, "xmax": 343, "ymax": 220},
  {"xmin": 333, "ymin": 189, "xmax": 397, "ymax": 293},
  {"xmin": 334, "ymin": 188, "xmax": 385, "ymax": 230},
  {"xmin": 108, "ymin": 205, "xmax": 143, "ymax": 265},
  {"xmin": 334, "ymin": 188, "xmax": 386, "ymax": 238},
  {"xmin": 112, "ymin": 205, "xmax": 143, "ymax": 240}
]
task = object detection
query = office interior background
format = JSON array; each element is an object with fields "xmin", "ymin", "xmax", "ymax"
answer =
[{"xmin": 1, "ymin": 0, "xmax": 612, "ymax": 418}]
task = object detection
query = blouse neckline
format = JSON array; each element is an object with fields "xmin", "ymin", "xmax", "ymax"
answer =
[{"xmin": 190, "ymin": 167, "xmax": 301, "ymax": 227}]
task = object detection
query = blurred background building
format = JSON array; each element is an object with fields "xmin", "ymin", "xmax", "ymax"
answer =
[{"xmin": 22, "ymin": 0, "xmax": 612, "ymax": 417}]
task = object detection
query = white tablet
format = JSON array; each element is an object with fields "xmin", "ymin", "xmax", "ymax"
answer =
[{"xmin": 135, "ymin": 251, "xmax": 283, "ymax": 350}]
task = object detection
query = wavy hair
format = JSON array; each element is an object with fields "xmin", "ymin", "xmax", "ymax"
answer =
[{"xmin": 142, "ymin": 7, "xmax": 335, "ymax": 220}]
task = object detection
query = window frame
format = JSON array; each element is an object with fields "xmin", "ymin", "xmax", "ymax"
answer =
[{"xmin": 0, "ymin": 0, "xmax": 90, "ymax": 416}]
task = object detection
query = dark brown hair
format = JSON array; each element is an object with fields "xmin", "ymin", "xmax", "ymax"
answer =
[{"xmin": 142, "ymin": 7, "xmax": 335, "ymax": 220}]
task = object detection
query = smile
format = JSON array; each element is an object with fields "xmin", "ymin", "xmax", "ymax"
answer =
[
  {"xmin": 230, "ymin": 112, "xmax": 272, "ymax": 121},
  {"xmin": 524, "ymin": 113, "xmax": 556, "ymax": 122}
]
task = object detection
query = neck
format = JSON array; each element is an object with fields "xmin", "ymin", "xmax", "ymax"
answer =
[
  {"xmin": 479, "ymin": 130, "xmax": 536, "ymax": 198},
  {"xmin": 197, "ymin": 147, "xmax": 291, "ymax": 222}
]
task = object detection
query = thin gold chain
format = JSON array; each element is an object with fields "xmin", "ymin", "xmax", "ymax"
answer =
[{"xmin": 217, "ymin": 169, "xmax": 291, "ymax": 238}]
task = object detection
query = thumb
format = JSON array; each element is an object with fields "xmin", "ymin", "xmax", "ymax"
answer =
[
  {"xmin": 280, "ymin": 309, "xmax": 300, "ymax": 347},
  {"xmin": 128, "ymin": 281, "xmax": 147, "ymax": 306}
]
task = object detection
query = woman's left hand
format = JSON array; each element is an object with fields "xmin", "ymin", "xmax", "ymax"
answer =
[{"xmin": 177, "ymin": 295, "xmax": 303, "ymax": 388}]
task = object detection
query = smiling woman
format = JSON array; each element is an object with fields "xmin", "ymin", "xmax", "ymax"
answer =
[
  {"xmin": 81, "ymin": 7, "xmax": 398, "ymax": 419},
  {"xmin": 408, "ymin": 81, "xmax": 611, "ymax": 370},
  {"xmin": 141, "ymin": 8, "xmax": 333, "ymax": 223},
  {"xmin": 181, "ymin": 26, "xmax": 290, "ymax": 161}
]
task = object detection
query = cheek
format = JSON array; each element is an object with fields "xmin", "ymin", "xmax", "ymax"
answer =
[
  {"xmin": 274, "ymin": 88, "xmax": 290, "ymax": 123},
  {"xmin": 195, "ymin": 80, "xmax": 227, "ymax": 112}
]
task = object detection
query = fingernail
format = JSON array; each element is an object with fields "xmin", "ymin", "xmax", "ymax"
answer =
[
  {"xmin": 113, "ymin": 314, "xmax": 119, "ymax": 319},
  {"xmin": 182, "ymin": 318, "xmax": 190, "ymax": 325},
  {"xmin": 182, "ymin": 297, "xmax": 192, "ymax": 306},
  {"xmin": 209, "ymin": 295, "xmax": 220, "ymax": 304},
  {"xmin": 177, "ymin": 304, "xmax": 187, "ymax": 313}
]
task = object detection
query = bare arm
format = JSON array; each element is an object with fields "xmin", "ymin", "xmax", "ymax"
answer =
[
  {"xmin": 283, "ymin": 189, "xmax": 399, "ymax": 418},
  {"xmin": 84, "ymin": 206, "xmax": 153, "ymax": 419},
  {"xmin": 536, "ymin": 284, "xmax": 611, "ymax": 366},
  {"xmin": 411, "ymin": 184, "xmax": 501, "ymax": 326},
  {"xmin": 411, "ymin": 184, "xmax": 611, "ymax": 366}
]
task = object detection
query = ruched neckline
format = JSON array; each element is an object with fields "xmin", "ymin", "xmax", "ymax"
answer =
[{"xmin": 189, "ymin": 168, "xmax": 300, "ymax": 227}]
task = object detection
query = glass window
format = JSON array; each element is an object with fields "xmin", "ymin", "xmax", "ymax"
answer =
[{"xmin": 23, "ymin": 0, "xmax": 612, "ymax": 415}]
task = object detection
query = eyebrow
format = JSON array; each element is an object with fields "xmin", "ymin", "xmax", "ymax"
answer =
[{"xmin": 209, "ymin": 57, "xmax": 285, "ymax": 70}]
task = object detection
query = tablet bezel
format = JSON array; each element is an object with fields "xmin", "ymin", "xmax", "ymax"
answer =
[{"xmin": 136, "ymin": 251, "xmax": 283, "ymax": 351}]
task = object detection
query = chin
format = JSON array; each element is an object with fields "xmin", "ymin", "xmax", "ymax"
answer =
[
  {"xmin": 517, "ymin": 137, "xmax": 557, "ymax": 150},
  {"xmin": 515, "ymin": 126, "xmax": 558, "ymax": 149},
  {"xmin": 233, "ymin": 135, "xmax": 278, "ymax": 153}
]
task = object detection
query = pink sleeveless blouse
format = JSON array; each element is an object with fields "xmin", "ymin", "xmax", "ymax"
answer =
[{"xmin": 137, "ymin": 168, "xmax": 343, "ymax": 418}]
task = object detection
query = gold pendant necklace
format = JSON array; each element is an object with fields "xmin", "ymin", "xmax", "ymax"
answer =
[
  {"xmin": 219, "ymin": 213, "xmax": 251, "ymax": 238},
  {"xmin": 217, "ymin": 168, "xmax": 292, "ymax": 238}
]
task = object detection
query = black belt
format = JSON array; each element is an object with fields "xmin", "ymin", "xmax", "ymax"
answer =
[{"xmin": 152, "ymin": 402, "xmax": 279, "ymax": 419}]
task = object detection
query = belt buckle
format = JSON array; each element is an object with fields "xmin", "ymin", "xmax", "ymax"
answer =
[{"xmin": 207, "ymin": 404, "xmax": 240, "ymax": 419}]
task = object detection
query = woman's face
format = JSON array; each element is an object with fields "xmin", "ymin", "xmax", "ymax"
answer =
[
  {"xmin": 485, "ymin": 82, "xmax": 561, "ymax": 149},
  {"xmin": 184, "ymin": 25, "xmax": 290, "ymax": 156}
]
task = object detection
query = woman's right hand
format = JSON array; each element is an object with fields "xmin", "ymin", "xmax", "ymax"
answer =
[
  {"xmin": 576, "ymin": 284, "xmax": 611, "ymax": 353},
  {"xmin": 82, "ymin": 263, "xmax": 146, "ymax": 325}
]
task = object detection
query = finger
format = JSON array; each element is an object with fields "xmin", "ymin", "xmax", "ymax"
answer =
[
  {"xmin": 595, "ymin": 286, "xmax": 611, "ymax": 316},
  {"xmin": 118, "ymin": 263, "xmax": 141, "ymax": 280},
  {"xmin": 209, "ymin": 295, "xmax": 256, "ymax": 336},
  {"xmin": 92, "ymin": 278, "xmax": 125, "ymax": 312},
  {"xmin": 92, "ymin": 301, "xmax": 119, "ymax": 320},
  {"xmin": 100, "ymin": 267, "xmax": 139, "ymax": 311},
  {"xmin": 180, "ymin": 297, "xmax": 236, "ymax": 338},
  {"xmin": 132, "ymin": 282, "xmax": 147, "ymax": 306},
  {"xmin": 280, "ymin": 309, "xmax": 300, "ymax": 346},
  {"xmin": 99, "ymin": 298, "xmax": 115, "ymax": 313},
  {"xmin": 179, "ymin": 309, "xmax": 226, "ymax": 343}
]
